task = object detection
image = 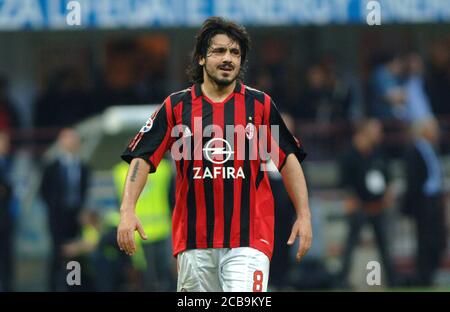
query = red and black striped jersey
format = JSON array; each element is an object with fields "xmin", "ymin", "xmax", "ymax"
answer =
[{"xmin": 122, "ymin": 83, "xmax": 306, "ymax": 260}]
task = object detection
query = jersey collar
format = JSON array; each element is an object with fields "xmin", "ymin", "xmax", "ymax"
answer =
[{"xmin": 191, "ymin": 81, "xmax": 245, "ymax": 100}]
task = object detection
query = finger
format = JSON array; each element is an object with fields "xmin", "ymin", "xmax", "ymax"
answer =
[
  {"xmin": 296, "ymin": 236, "xmax": 306, "ymax": 262},
  {"xmin": 299, "ymin": 236, "xmax": 312, "ymax": 260},
  {"xmin": 122, "ymin": 230, "xmax": 131, "ymax": 255},
  {"xmin": 119, "ymin": 230, "xmax": 128, "ymax": 253},
  {"xmin": 117, "ymin": 229, "xmax": 124, "ymax": 251},
  {"xmin": 305, "ymin": 236, "xmax": 312, "ymax": 252},
  {"xmin": 287, "ymin": 227, "xmax": 297, "ymax": 245},
  {"xmin": 120, "ymin": 232, "xmax": 129, "ymax": 254},
  {"xmin": 125, "ymin": 230, "xmax": 136, "ymax": 255},
  {"xmin": 137, "ymin": 222, "xmax": 148, "ymax": 240},
  {"xmin": 120, "ymin": 230, "xmax": 129, "ymax": 254},
  {"xmin": 117, "ymin": 230, "xmax": 123, "ymax": 250}
]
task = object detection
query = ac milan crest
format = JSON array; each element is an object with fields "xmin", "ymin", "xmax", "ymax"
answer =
[{"xmin": 245, "ymin": 122, "xmax": 254, "ymax": 140}]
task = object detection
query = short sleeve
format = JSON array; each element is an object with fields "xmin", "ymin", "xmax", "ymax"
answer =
[
  {"xmin": 263, "ymin": 95, "xmax": 307, "ymax": 171},
  {"xmin": 121, "ymin": 97, "xmax": 173, "ymax": 173}
]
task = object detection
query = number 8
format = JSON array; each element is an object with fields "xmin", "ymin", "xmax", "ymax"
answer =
[{"xmin": 253, "ymin": 270, "xmax": 263, "ymax": 292}]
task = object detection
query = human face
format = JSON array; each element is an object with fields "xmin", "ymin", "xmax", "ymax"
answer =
[
  {"xmin": 367, "ymin": 120, "xmax": 383, "ymax": 145},
  {"xmin": 199, "ymin": 34, "xmax": 241, "ymax": 87},
  {"xmin": 58, "ymin": 129, "xmax": 81, "ymax": 155}
]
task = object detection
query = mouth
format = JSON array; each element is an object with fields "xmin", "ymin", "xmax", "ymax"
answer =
[{"xmin": 218, "ymin": 66, "xmax": 233, "ymax": 72}]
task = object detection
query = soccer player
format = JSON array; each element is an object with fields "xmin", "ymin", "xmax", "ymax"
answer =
[{"xmin": 117, "ymin": 16, "xmax": 312, "ymax": 292}]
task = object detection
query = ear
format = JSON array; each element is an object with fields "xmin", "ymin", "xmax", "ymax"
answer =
[{"xmin": 199, "ymin": 57, "xmax": 205, "ymax": 66}]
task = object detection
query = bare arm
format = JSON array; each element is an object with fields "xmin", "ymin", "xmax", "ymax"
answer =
[
  {"xmin": 280, "ymin": 153, "xmax": 312, "ymax": 262},
  {"xmin": 121, "ymin": 158, "xmax": 149, "ymax": 211},
  {"xmin": 117, "ymin": 158, "xmax": 149, "ymax": 255}
]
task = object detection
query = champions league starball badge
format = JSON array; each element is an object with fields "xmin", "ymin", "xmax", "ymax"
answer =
[{"xmin": 140, "ymin": 117, "xmax": 154, "ymax": 133}]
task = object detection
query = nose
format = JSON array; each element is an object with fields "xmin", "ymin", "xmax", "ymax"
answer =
[{"xmin": 222, "ymin": 50, "xmax": 233, "ymax": 62}]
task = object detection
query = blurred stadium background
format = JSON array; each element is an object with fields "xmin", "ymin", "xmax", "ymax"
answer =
[{"xmin": 0, "ymin": 0, "xmax": 449, "ymax": 291}]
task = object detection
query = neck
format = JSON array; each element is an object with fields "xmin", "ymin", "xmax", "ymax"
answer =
[{"xmin": 201, "ymin": 76, "xmax": 236, "ymax": 102}]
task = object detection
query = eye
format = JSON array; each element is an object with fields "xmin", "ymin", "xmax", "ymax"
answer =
[
  {"xmin": 211, "ymin": 48, "xmax": 226, "ymax": 54},
  {"xmin": 231, "ymin": 49, "xmax": 241, "ymax": 56}
]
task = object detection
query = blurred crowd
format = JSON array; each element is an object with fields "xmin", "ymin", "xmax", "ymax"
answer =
[
  {"xmin": 249, "ymin": 39, "xmax": 450, "ymax": 125},
  {"xmin": 0, "ymin": 33, "xmax": 449, "ymax": 291}
]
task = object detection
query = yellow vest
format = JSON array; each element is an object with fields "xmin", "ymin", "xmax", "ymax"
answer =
[
  {"xmin": 112, "ymin": 159, "xmax": 172, "ymax": 244},
  {"xmin": 82, "ymin": 224, "xmax": 100, "ymax": 247}
]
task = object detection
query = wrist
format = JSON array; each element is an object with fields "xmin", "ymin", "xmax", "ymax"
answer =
[
  {"xmin": 120, "ymin": 205, "xmax": 136, "ymax": 216},
  {"xmin": 296, "ymin": 210, "xmax": 311, "ymax": 220}
]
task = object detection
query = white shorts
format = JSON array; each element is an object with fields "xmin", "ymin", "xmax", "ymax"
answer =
[{"xmin": 177, "ymin": 247, "xmax": 270, "ymax": 292}]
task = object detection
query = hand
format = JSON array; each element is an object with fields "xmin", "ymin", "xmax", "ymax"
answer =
[
  {"xmin": 117, "ymin": 211, "xmax": 147, "ymax": 256},
  {"xmin": 287, "ymin": 216, "xmax": 313, "ymax": 263}
]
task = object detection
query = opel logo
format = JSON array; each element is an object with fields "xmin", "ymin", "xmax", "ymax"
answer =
[{"xmin": 203, "ymin": 138, "xmax": 234, "ymax": 164}]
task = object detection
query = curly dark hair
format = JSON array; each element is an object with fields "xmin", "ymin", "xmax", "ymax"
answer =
[{"xmin": 186, "ymin": 16, "xmax": 251, "ymax": 84}]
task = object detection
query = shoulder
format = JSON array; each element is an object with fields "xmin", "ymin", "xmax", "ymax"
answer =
[
  {"xmin": 243, "ymin": 85, "xmax": 267, "ymax": 104},
  {"xmin": 167, "ymin": 87, "xmax": 192, "ymax": 109}
]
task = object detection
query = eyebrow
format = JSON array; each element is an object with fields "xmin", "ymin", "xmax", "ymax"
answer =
[{"xmin": 209, "ymin": 45, "xmax": 240, "ymax": 50}]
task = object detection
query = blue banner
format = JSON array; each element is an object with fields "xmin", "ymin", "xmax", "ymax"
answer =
[{"xmin": 0, "ymin": 0, "xmax": 449, "ymax": 30}]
